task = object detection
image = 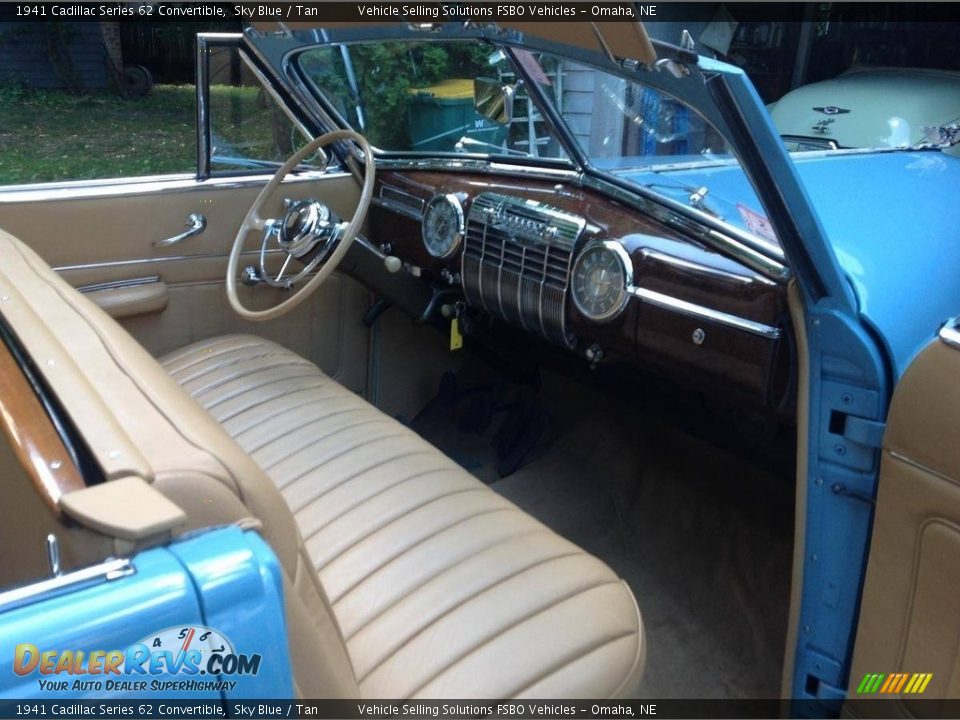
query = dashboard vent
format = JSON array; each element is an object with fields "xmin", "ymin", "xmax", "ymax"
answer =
[{"xmin": 462, "ymin": 193, "xmax": 585, "ymax": 347}]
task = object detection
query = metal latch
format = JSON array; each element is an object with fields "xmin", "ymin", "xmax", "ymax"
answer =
[{"xmin": 842, "ymin": 415, "xmax": 886, "ymax": 449}]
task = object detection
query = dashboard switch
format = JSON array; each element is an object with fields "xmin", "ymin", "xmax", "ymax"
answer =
[{"xmin": 384, "ymin": 256, "xmax": 402, "ymax": 273}]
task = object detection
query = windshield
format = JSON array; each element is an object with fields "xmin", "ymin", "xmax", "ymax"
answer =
[
  {"xmin": 295, "ymin": 39, "xmax": 774, "ymax": 244},
  {"xmin": 518, "ymin": 52, "xmax": 774, "ymax": 241},
  {"xmin": 297, "ymin": 40, "xmax": 569, "ymax": 161}
]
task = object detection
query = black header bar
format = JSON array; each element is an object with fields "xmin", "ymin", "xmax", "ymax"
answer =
[
  {"xmin": 0, "ymin": 2, "xmax": 958, "ymax": 24},
  {"xmin": 4, "ymin": 699, "xmax": 960, "ymax": 719}
]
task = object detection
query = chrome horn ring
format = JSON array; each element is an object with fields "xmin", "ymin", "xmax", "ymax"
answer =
[
  {"xmin": 257, "ymin": 199, "xmax": 345, "ymax": 289},
  {"xmin": 226, "ymin": 128, "xmax": 375, "ymax": 322}
]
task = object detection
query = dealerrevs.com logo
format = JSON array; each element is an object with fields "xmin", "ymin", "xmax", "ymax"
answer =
[{"xmin": 13, "ymin": 625, "xmax": 261, "ymax": 693}]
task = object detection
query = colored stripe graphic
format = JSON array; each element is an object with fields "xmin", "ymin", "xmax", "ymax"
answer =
[
  {"xmin": 880, "ymin": 674, "xmax": 895, "ymax": 693},
  {"xmin": 857, "ymin": 672, "xmax": 933, "ymax": 694}
]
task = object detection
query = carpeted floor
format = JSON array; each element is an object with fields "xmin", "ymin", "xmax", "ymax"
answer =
[{"xmin": 411, "ymin": 369, "xmax": 795, "ymax": 699}]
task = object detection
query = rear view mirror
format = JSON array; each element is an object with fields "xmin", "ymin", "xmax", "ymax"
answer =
[{"xmin": 474, "ymin": 77, "xmax": 515, "ymax": 126}]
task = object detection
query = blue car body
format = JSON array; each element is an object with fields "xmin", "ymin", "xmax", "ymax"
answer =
[{"xmin": 0, "ymin": 527, "xmax": 293, "ymax": 700}]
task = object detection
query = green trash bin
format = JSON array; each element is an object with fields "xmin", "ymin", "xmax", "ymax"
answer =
[{"xmin": 407, "ymin": 79, "xmax": 508, "ymax": 152}]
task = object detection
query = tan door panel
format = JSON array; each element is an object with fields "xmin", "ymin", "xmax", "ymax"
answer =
[
  {"xmin": 0, "ymin": 173, "xmax": 371, "ymax": 394},
  {"xmin": 0, "ymin": 172, "xmax": 360, "ymax": 273},
  {"xmin": 846, "ymin": 334, "xmax": 960, "ymax": 717},
  {"xmin": 83, "ymin": 278, "xmax": 170, "ymax": 319}
]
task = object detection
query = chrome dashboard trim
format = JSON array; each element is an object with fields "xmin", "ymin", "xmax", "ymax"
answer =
[
  {"xmin": 571, "ymin": 240, "xmax": 634, "ymax": 323},
  {"xmin": 462, "ymin": 193, "xmax": 583, "ymax": 348},
  {"xmin": 0, "ymin": 171, "xmax": 350, "ymax": 203},
  {"xmin": 940, "ymin": 317, "xmax": 960, "ymax": 350},
  {"xmin": 638, "ymin": 248, "xmax": 773, "ymax": 286},
  {"xmin": 375, "ymin": 184, "xmax": 425, "ymax": 221},
  {"xmin": 629, "ymin": 285, "xmax": 783, "ymax": 339},
  {"xmin": 422, "ymin": 193, "xmax": 465, "ymax": 260},
  {"xmin": 371, "ymin": 159, "xmax": 789, "ymax": 283},
  {"xmin": 77, "ymin": 276, "xmax": 161, "ymax": 294},
  {"xmin": 581, "ymin": 175, "xmax": 790, "ymax": 283},
  {"xmin": 0, "ymin": 558, "xmax": 135, "ymax": 614},
  {"xmin": 376, "ymin": 157, "xmax": 583, "ymax": 183}
]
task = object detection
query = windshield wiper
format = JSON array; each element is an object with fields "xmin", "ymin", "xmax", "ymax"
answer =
[{"xmin": 454, "ymin": 136, "xmax": 529, "ymax": 157}]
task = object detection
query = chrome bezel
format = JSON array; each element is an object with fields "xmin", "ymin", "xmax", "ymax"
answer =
[
  {"xmin": 571, "ymin": 240, "xmax": 633, "ymax": 323},
  {"xmin": 422, "ymin": 193, "xmax": 465, "ymax": 259},
  {"xmin": 277, "ymin": 199, "xmax": 332, "ymax": 258}
]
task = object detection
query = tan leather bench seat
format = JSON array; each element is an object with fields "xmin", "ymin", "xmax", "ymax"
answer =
[
  {"xmin": 161, "ymin": 335, "xmax": 645, "ymax": 698},
  {"xmin": 0, "ymin": 229, "xmax": 643, "ymax": 699}
]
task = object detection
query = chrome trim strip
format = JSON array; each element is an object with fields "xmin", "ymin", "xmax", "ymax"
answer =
[
  {"xmin": 376, "ymin": 157, "xmax": 582, "ymax": 183},
  {"xmin": 940, "ymin": 317, "xmax": 960, "ymax": 350},
  {"xmin": 374, "ymin": 185, "xmax": 424, "ymax": 221},
  {"xmin": 196, "ymin": 35, "xmax": 212, "ymax": 179},
  {"xmin": 629, "ymin": 285, "xmax": 782, "ymax": 339},
  {"xmin": 55, "ymin": 249, "xmax": 282, "ymax": 274},
  {"xmin": 0, "ymin": 558, "xmax": 135, "ymax": 614},
  {"xmin": 639, "ymin": 248, "xmax": 772, "ymax": 286},
  {"xmin": 78, "ymin": 276, "xmax": 161, "ymax": 294},
  {"xmin": 0, "ymin": 171, "xmax": 350, "ymax": 203},
  {"xmin": 582, "ymin": 175, "xmax": 790, "ymax": 283}
]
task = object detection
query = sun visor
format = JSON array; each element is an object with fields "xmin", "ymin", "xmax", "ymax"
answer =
[{"xmin": 250, "ymin": 21, "xmax": 656, "ymax": 65}]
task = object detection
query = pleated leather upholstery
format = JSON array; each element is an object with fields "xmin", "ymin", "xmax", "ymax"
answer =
[{"xmin": 162, "ymin": 334, "xmax": 644, "ymax": 698}]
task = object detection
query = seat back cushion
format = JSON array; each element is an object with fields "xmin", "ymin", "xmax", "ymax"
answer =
[{"xmin": 0, "ymin": 229, "xmax": 359, "ymax": 698}]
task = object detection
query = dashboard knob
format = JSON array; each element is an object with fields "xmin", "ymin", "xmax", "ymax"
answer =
[{"xmin": 384, "ymin": 256, "xmax": 402, "ymax": 274}]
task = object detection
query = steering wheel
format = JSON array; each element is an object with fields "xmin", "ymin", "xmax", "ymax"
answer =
[{"xmin": 226, "ymin": 129, "xmax": 375, "ymax": 321}]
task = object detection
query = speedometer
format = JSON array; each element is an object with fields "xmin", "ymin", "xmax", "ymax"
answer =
[
  {"xmin": 422, "ymin": 193, "xmax": 465, "ymax": 259},
  {"xmin": 571, "ymin": 240, "xmax": 633, "ymax": 322}
]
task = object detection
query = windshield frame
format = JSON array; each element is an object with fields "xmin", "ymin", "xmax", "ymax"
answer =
[
  {"xmin": 289, "ymin": 38, "xmax": 580, "ymax": 171},
  {"xmin": 245, "ymin": 23, "xmax": 858, "ymax": 295}
]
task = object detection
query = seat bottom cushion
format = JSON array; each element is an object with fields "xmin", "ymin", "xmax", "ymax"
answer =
[{"xmin": 161, "ymin": 334, "xmax": 644, "ymax": 698}]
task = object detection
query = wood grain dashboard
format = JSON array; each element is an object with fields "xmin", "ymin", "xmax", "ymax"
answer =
[{"xmin": 367, "ymin": 169, "xmax": 792, "ymax": 410}]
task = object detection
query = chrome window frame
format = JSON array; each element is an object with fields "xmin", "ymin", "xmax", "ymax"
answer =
[{"xmin": 196, "ymin": 33, "xmax": 333, "ymax": 181}]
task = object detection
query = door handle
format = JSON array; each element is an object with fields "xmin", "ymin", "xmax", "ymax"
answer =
[{"xmin": 154, "ymin": 213, "xmax": 206, "ymax": 248}]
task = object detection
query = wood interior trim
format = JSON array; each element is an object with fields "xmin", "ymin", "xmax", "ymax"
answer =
[{"xmin": 0, "ymin": 338, "xmax": 85, "ymax": 515}]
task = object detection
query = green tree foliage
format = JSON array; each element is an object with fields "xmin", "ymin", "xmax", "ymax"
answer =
[{"xmin": 299, "ymin": 41, "xmax": 491, "ymax": 149}]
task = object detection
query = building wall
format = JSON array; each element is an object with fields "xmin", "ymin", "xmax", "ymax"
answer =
[{"xmin": 0, "ymin": 22, "xmax": 107, "ymax": 89}]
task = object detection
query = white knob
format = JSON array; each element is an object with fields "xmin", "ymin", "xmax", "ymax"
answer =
[{"xmin": 384, "ymin": 256, "xmax": 402, "ymax": 273}]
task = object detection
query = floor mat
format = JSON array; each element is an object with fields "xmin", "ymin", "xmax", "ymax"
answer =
[{"xmin": 413, "ymin": 369, "xmax": 794, "ymax": 699}]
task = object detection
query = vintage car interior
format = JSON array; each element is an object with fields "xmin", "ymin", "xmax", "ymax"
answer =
[{"xmin": 9, "ymin": 19, "xmax": 959, "ymax": 707}]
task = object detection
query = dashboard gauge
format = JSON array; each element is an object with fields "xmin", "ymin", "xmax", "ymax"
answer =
[
  {"xmin": 422, "ymin": 193, "xmax": 465, "ymax": 259},
  {"xmin": 571, "ymin": 240, "xmax": 633, "ymax": 322}
]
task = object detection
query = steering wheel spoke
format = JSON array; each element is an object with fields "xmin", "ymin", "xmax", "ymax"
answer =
[
  {"xmin": 249, "ymin": 213, "xmax": 267, "ymax": 232},
  {"xmin": 226, "ymin": 130, "xmax": 376, "ymax": 321}
]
